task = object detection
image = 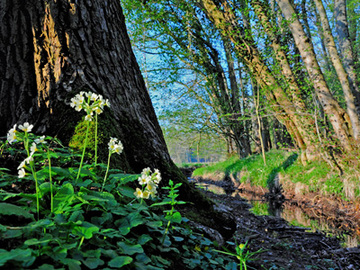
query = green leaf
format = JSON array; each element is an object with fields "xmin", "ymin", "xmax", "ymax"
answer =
[
  {"xmin": 165, "ymin": 211, "xmax": 182, "ymax": 223},
  {"xmin": 25, "ymin": 236, "xmax": 52, "ymax": 246},
  {"xmin": 118, "ymin": 186, "xmax": 136, "ymax": 198},
  {"xmin": 137, "ymin": 234, "xmax": 152, "ymax": 245},
  {"xmin": 53, "ymin": 183, "xmax": 76, "ymax": 214},
  {"xmin": 50, "ymin": 167, "xmax": 73, "ymax": 180},
  {"xmin": 150, "ymin": 201, "xmax": 171, "ymax": 207},
  {"xmin": 108, "ymin": 256, "xmax": 133, "ymax": 268},
  {"xmin": 100, "ymin": 228, "xmax": 123, "ymax": 238},
  {"xmin": 146, "ymin": 220, "xmax": 163, "ymax": 228},
  {"xmin": 117, "ymin": 212, "xmax": 144, "ymax": 235},
  {"xmin": 61, "ymin": 258, "xmax": 81, "ymax": 270},
  {"xmin": 1, "ymin": 229, "xmax": 23, "ymax": 239},
  {"xmin": 172, "ymin": 236, "xmax": 184, "ymax": 242},
  {"xmin": 72, "ymin": 222, "xmax": 99, "ymax": 239},
  {"xmin": 35, "ymin": 264, "xmax": 60, "ymax": 270},
  {"xmin": 117, "ymin": 242, "xmax": 144, "ymax": 255},
  {"xmin": 0, "ymin": 248, "xmax": 33, "ymax": 267},
  {"xmin": 0, "ymin": 203, "xmax": 34, "ymax": 220},
  {"xmin": 82, "ymin": 257, "xmax": 104, "ymax": 269},
  {"xmin": 109, "ymin": 173, "xmax": 138, "ymax": 184}
]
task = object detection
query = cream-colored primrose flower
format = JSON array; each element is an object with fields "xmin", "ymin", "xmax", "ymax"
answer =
[
  {"xmin": 152, "ymin": 168, "xmax": 161, "ymax": 184},
  {"xmin": 134, "ymin": 188, "xmax": 143, "ymax": 198},
  {"xmin": 94, "ymin": 107, "xmax": 102, "ymax": 115},
  {"xmin": 30, "ymin": 142, "xmax": 38, "ymax": 153},
  {"xmin": 18, "ymin": 168, "xmax": 26, "ymax": 178},
  {"xmin": 142, "ymin": 167, "xmax": 151, "ymax": 176},
  {"xmin": 34, "ymin": 135, "xmax": 46, "ymax": 144},
  {"xmin": 24, "ymin": 154, "xmax": 34, "ymax": 164},
  {"xmin": 7, "ymin": 124, "xmax": 17, "ymax": 144},
  {"xmin": 108, "ymin": 137, "xmax": 123, "ymax": 155},
  {"xmin": 146, "ymin": 182, "xmax": 157, "ymax": 195},
  {"xmin": 90, "ymin": 93, "xmax": 98, "ymax": 101},
  {"xmin": 138, "ymin": 174, "xmax": 151, "ymax": 186},
  {"xmin": 142, "ymin": 190, "xmax": 150, "ymax": 199},
  {"xmin": 17, "ymin": 160, "xmax": 26, "ymax": 170},
  {"xmin": 19, "ymin": 122, "xmax": 34, "ymax": 132},
  {"xmin": 84, "ymin": 114, "xmax": 93, "ymax": 121}
]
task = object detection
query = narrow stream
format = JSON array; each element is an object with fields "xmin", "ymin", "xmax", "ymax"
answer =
[{"xmin": 194, "ymin": 181, "xmax": 360, "ymax": 248}]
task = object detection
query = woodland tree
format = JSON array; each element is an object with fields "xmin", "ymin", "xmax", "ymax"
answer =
[{"xmin": 0, "ymin": 0, "xmax": 209, "ymax": 205}]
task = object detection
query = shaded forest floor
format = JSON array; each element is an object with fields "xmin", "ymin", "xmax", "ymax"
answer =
[{"xmin": 181, "ymin": 168, "xmax": 360, "ymax": 269}]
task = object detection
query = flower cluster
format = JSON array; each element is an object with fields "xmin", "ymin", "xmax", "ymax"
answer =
[
  {"xmin": 134, "ymin": 167, "xmax": 161, "ymax": 199},
  {"xmin": 70, "ymin": 91, "xmax": 110, "ymax": 121},
  {"xmin": 108, "ymin": 137, "xmax": 123, "ymax": 155},
  {"xmin": 7, "ymin": 122, "xmax": 35, "ymax": 144},
  {"xmin": 6, "ymin": 122, "xmax": 48, "ymax": 179}
]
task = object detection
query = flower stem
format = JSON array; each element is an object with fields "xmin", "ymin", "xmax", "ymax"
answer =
[
  {"xmin": 24, "ymin": 132, "xmax": 40, "ymax": 220},
  {"xmin": 101, "ymin": 151, "xmax": 112, "ymax": 192},
  {"xmin": 95, "ymin": 114, "xmax": 98, "ymax": 166},
  {"xmin": 47, "ymin": 149, "xmax": 53, "ymax": 213},
  {"xmin": 76, "ymin": 120, "xmax": 90, "ymax": 183},
  {"xmin": 78, "ymin": 236, "xmax": 85, "ymax": 250}
]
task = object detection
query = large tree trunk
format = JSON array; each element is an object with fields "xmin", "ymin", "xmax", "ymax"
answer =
[{"xmin": 0, "ymin": 0, "xmax": 210, "ymax": 206}]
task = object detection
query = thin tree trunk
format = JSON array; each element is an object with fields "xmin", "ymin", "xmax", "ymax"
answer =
[
  {"xmin": 334, "ymin": 0, "xmax": 360, "ymax": 112},
  {"xmin": 197, "ymin": 0, "xmax": 305, "ymax": 151},
  {"xmin": 314, "ymin": 0, "xmax": 360, "ymax": 140},
  {"xmin": 276, "ymin": 0, "xmax": 354, "ymax": 151},
  {"xmin": 252, "ymin": 0, "xmax": 319, "ymax": 156}
]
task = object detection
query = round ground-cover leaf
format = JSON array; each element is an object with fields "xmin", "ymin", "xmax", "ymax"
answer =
[
  {"xmin": 1, "ymin": 228, "xmax": 23, "ymax": 239},
  {"xmin": 117, "ymin": 186, "xmax": 136, "ymax": 198},
  {"xmin": 0, "ymin": 248, "xmax": 34, "ymax": 267},
  {"xmin": 78, "ymin": 188, "xmax": 117, "ymax": 208},
  {"xmin": 25, "ymin": 235, "xmax": 53, "ymax": 246},
  {"xmin": 133, "ymin": 262, "xmax": 165, "ymax": 270},
  {"xmin": 82, "ymin": 257, "xmax": 104, "ymax": 269},
  {"xmin": 117, "ymin": 212, "xmax": 145, "ymax": 235},
  {"xmin": 99, "ymin": 228, "xmax": 124, "ymax": 238},
  {"xmin": 151, "ymin": 255, "xmax": 172, "ymax": 267},
  {"xmin": 53, "ymin": 183, "xmax": 76, "ymax": 214},
  {"xmin": 0, "ymin": 203, "xmax": 34, "ymax": 220},
  {"xmin": 72, "ymin": 221, "xmax": 99, "ymax": 239},
  {"xmin": 108, "ymin": 256, "xmax": 133, "ymax": 268},
  {"xmin": 137, "ymin": 234, "xmax": 153, "ymax": 245},
  {"xmin": 117, "ymin": 241, "xmax": 144, "ymax": 255},
  {"xmin": 60, "ymin": 258, "xmax": 81, "ymax": 270},
  {"xmin": 35, "ymin": 263, "xmax": 64, "ymax": 270},
  {"xmin": 146, "ymin": 220, "xmax": 163, "ymax": 229},
  {"xmin": 108, "ymin": 173, "xmax": 138, "ymax": 185},
  {"xmin": 50, "ymin": 167, "xmax": 73, "ymax": 181}
]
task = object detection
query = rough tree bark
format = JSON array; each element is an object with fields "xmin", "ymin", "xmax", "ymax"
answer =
[{"xmin": 0, "ymin": 0, "xmax": 210, "ymax": 206}]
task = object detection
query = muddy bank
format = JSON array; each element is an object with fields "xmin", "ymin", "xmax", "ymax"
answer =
[
  {"xmin": 185, "ymin": 166, "xmax": 360, "ymax": 269},
  {"xmin": 196, "ymin": 187, "xmax": 360, "ymax": 269},
  {"xmin": 192, "ymin": 171, "xmax": 360, "ymax": 239}
]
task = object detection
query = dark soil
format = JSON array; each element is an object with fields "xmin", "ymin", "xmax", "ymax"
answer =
[{"xmin": 182, "ymin": 168, "xmax": 360, "ymax": 270}]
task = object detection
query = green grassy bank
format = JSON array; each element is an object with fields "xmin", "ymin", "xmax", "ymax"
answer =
[{"xmin": 192, "ymin": 149, "xmax": 360, "ymax": 201}]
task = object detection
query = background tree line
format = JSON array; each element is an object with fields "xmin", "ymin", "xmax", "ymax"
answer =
[{"xmin": 122, "ymin": 0, "xmax": 359, "ymax": 167}]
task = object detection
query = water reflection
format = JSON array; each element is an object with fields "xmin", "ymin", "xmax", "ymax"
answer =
[{"xmin": 195, "ymin": 181, "xmax": 360, "ymax": 248}]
